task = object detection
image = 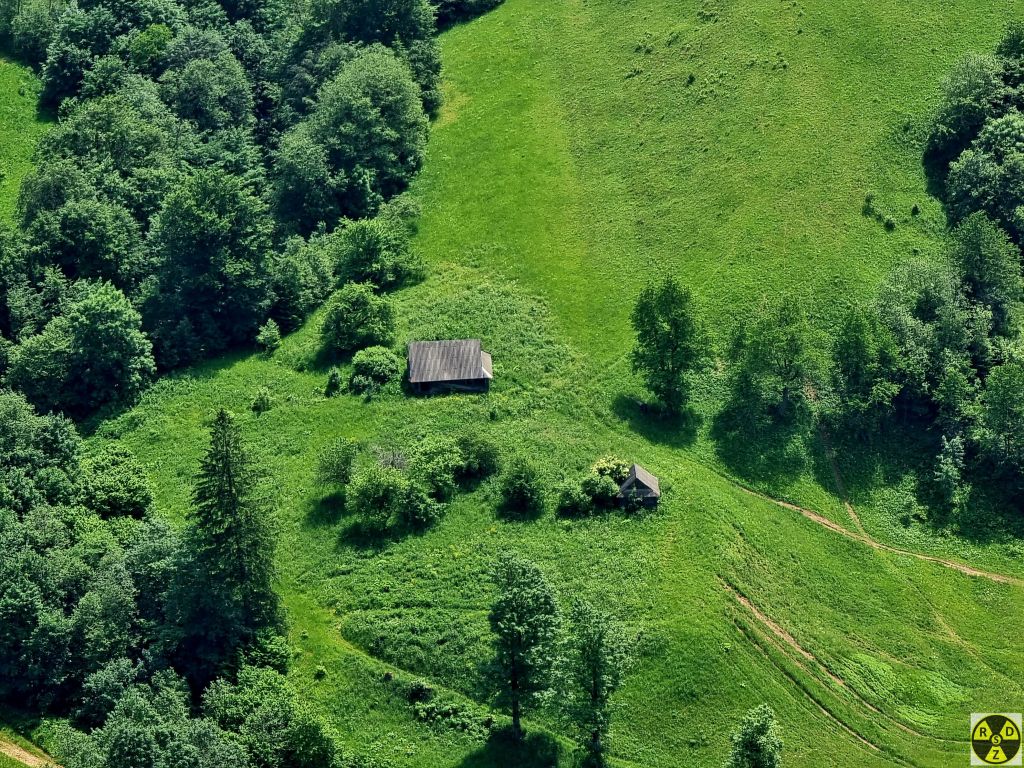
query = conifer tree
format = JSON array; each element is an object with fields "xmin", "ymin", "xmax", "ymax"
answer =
[{"xmin": 170, "ymin": 409, "xmax": 281, "ymax": 689}]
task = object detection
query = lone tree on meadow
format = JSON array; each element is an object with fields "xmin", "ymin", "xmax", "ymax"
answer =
[
  {"xmin": 630, "ymin": 276, "xmax": 708, "ymax": 414},
  {"xmin": 725, "ymin": 704, "xmax": 783, "ymax": 768},
  {"xmin": 490, "ymin": 552, "xmax": 559, "ymax": 742},
  {"xmin": 170, "ymin": 408, "xmax": 281, "ymax": 689},
  {"xmin": 560, "ymin": 600, "xmax": 634, "ymax": 766}
]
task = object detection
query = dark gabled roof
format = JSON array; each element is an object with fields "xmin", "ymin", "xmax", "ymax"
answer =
[
  {"xmin": 407, "ymin": 339, "xmax": 493, "ymax": 384},
  {"xmin": 618, "ymin": 463, "xmax": 660, "ymax": 497}
]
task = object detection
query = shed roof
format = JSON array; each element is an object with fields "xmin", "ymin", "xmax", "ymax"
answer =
[
  {"xmin": 619, "ymin": 463, "xmax": 660, "ymax": 497},
  {"xmin": 408, "ymin": 339, "xmax": 493, "ymax": 384}
]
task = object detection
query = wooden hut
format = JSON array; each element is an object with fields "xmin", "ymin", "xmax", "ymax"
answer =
[
  {"xmin": 407, "ymin": 339, "xmax": 493, "ymax": 395},
  {"xmin": 617, "ymin": 464, "xmax": 661, "ymax": 508}
]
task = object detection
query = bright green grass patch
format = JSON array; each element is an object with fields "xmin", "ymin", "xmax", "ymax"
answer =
[
  {"xmin": 0, "ymin": 55, "xmax": 47, "ymax": 221},
  {"xmin": 415, "ymin": 0, "xmax": 1010, "ymax": 357}
]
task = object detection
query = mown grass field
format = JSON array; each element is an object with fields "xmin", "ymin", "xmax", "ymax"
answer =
[
  {"xmin": 0, "ymin": 55, "xmax": 47, "ymax": 221},
  {"xmin": 74, "ymin": 0, "xmax": 1024, "ymax": 766}
]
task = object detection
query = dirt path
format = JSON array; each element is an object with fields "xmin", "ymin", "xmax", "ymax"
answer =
[
  {"xmin": 724, "ymin": 580, "xmax": 965, "ymax": 747},
  {"xmin": 0, "ymin": 736, "xmax": 57, "ymax": 768},
  {"xmin": 817, "ymin": 426, "xmax": 868, "ymax": 535},
  {"xmin": 738, "ymin": 486, "xmax": 1024, "ymax": 586}
]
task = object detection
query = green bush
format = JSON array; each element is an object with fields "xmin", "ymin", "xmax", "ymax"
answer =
[
  {"xmin": 581, "ymin": 472, "xmax": 620, "ymax": 510},
  {"xmin": 409, "ymin": 435, "xmax": 463, "ymax": 501},
  {"xmin": 80, "ymin": 445, "xmax": 153, "ymax": 518},
  {"xmin": 335, "ymin": 207, "xmax": 424, "ymax": 290},
  {"xmin": 270, "ymin": 235, "xmax": 335, "ymax": 332},
  {"xmin": 321, "ymin": 282, "xmax": 395, "ymax": 355},
  {"xmin": 315, "ymin": 438, "xmax": 358, "ymax": 490},
  {"xmin": 256, "ymin": 319, "xmax": 281, "ymax": 354},
  {"xmin": 349, "ymin": 345, "xmax": 401, "ymax": 396},
  {"xmin": 591, "ymin": 455, "xmax": 630, "ymax": 484},
  {"xmin": 400, "ymin": 481, "xmax": 444, "ymax": 530},
  {"xmin": 251, "ymin": 387, "xmax": 273, "ymax": 416},
  {"xmin": 325, "ymin": 367, "xmax": 343, "ymax": 397},
  {"xmin": 455, "ymin": 432, "xmax": 501, "ymax": 480},
  {"xmin": 555, "ymin": 481, "xmax": 593, "ymax": 518},
  {"xmin": 499, "ymin": 457, "xmax": 545, "ymax": 518},
  {"xmin": 346, "ymin": 463, "xmax": 410, "ymax": 532}
]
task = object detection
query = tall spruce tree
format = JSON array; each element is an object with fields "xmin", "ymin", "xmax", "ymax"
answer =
[
  {"xmin": 170, "ymin": 409, "xmax": 281, "ymax": 689},
  {"xmin": 489, "ymin": 552, "xmax": 559, "ymax": 742}
]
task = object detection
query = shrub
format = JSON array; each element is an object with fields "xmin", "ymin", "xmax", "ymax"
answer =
[
  {"xmin": 349, "ymin": 346, "xmax": 401, "ymax": 396},
  {"xmin": 334, "ymin": 207, "xmax": 424, "ymax": 290},
  {"xmin": 80, "ymin": 445, "xmax": 153, "ymax": 518},
  {"xmin": 315, "ymin": 438, "xmax": 358, "ymax": 490},
  {"xmin": 321, "ymin": 282, "xmax": 395, "ymax": 355},
  {"xmin": 555, "ymin": 482, "xmax": 593, "ymax": 518},
  {"xmin": 251, "ymin": 387, "xmax": 273, "ymax": 417},
  {"xmin": 270, "ymin": 235, "xmax": 335, "ymax": 331},
  {"xmin": 325, "ymin": 367, "xmax": 343, "ymax": 397},
  {"xmin": 455, "ymin": 432, "xmax": 501, "ymax": 480},
  {"xmin": 400, "ymin": 482, "xmax": 444, "ymax": 530},
  {"xmin": 499, "ymin": 457, "xmax": 545, "ymax": 518},
  {"xmin": 409, "ymin": 435, "xmax": 463, "ymax": 501},
  {"xmin": 256, "ymin": 319, "xmax": 281, "ymax": 354},
  {"xmin": 347, "ymin": 463, "xmax": 410, "ymax": 532},
  {"xmin": 591, "ymin": 456, "xmax": 630, "ymax": 484},
  {"xmin": 581, "ymin": 472, "xmax": 620, "ymax": 510}
]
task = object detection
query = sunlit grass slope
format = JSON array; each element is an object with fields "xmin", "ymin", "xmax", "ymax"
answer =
[
  {"xmin": 0, "ymin": 55, "xmax": 47, "ymax": 221},
  {"xmin": 84, "ymin": 0, "xmax": 1024, "ymax": 766}
]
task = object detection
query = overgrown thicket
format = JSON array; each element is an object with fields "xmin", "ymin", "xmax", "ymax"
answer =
[
  {"xmin": 0, "ymin": 389, "xmax": 333, "ymax": 766},
  {"xmin": 0, "ymin": 0, "xmax": 500, "ymax": 420}
]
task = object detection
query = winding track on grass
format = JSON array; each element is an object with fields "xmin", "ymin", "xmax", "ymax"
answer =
[
  {"xmin": 736, "ymin": 483, "xmax": 1024, "ymax": 587},
  {"xmin": 0, "ymin": 736, "xmax": 58, "ymax": 768}
]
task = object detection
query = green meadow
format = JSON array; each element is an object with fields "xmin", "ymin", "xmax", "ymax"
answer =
[
  {"xmin": 73, "ymin": 0, "xmax": 1024, "ymax": 766},
  {"xmin": 0, "ymin": 55, "xmax": 47, "ymax": 221}
]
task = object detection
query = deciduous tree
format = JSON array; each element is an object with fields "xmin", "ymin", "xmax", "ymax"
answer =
[
  {"xmin": 630, "ymin": 276, "xmax": 707, "ymax": 414},
  {"xmin": 489, "ymin": 552, "xmax": 559, "ymax": 742}
]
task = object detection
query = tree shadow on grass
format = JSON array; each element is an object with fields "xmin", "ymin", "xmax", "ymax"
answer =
[
  {"xmin": 611, "ymin": 394, "xmax": 699, "ymax": 449},
  {"xmin": 303, "ymin": 491, "xmax": 346, "ymax": 527},
  {"xmin": 456, "ymin": 728, "xmax": 562, "ymax": 768},
  {"xmin": 710, "ymin": 403, "xmax": 810, "ymax": 490}
]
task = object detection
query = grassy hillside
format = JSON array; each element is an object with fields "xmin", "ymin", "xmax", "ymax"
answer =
[
  {"xmin": 82, "ymin": 0, "xmax": 1024, "ymax": 767},
  {"xmin": 0, "ymin": 55, "xmax": 47, "ymax": 221}
]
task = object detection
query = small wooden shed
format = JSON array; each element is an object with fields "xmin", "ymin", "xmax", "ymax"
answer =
[
  {"xmin": 407, "ymin": 339, "xmax": 493, "ymax": 395},
  {"xmin": 617, "ymin": 464, "xmax": 660, "ymax": 508}
]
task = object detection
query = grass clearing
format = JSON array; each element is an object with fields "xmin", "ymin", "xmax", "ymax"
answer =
[
  {"xmin": 69, "ymin": 0, "xmax": 1024, "ymax": 765},
  {"xmin": 0, "ymin": 55, "xmax": 47, "ymax": 221}
]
